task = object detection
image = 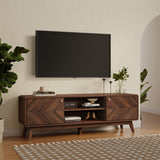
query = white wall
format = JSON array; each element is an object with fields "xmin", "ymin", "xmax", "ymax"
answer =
[
  {"xmin": 141, "ymin": 15, "xmax": 160, "ymax": 114},
  {"xmin": 0, "ymin": 0, "xmax": 160, "ymax": 136}
]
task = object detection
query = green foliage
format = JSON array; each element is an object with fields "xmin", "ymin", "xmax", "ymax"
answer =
[
  {"xmin": 113, "ymin": 67, "xmax": 129, "ymax": 81},
  {"xmin": 0, "ymin": 38, "xmax": 29, "ymax": 105},
  {"xmin": 140, "ymin": 68, "xmax": 152, "ymax": 104}
]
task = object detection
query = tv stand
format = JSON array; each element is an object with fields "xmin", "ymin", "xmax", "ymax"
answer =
[{"xmin": 19, "ymin": 93, "xmax": 138, "ymax": 140}]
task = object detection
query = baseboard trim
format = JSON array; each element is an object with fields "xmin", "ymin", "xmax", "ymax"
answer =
[{"xmin": 4, "ymin": 128, "xmax": 22, "ymax": 137}]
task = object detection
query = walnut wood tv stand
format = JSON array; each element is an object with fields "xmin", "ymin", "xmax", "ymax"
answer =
[{"xmin": 19, "ymin": 93, "xmax": 138, "ymax": 140}]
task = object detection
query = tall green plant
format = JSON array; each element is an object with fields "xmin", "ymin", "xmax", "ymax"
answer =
[
  {"xmin": 140, "ymin": 68, "xmax": 152, "ymax": 104},
  {"xmin": 0, "ymin": 38, "xmax": 29, "ymax": 105}
]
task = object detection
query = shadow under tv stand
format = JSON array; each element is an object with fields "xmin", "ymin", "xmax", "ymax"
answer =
[{"xmin": 18, "ymin": 93, "xmax": 138, "ymax": 140}]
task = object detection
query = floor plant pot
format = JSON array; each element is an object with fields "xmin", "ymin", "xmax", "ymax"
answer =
[{"xmin": 0, "ymin": 118, "xmax": 4, "ymax": 143}]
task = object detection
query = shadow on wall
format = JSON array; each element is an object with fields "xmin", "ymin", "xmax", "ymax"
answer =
[
  {"xmin": 141, "ymin": 15, "xmax": 160, "ymax": 112},
  {"xmin": 26, "ymin": 35, "xmax": 35, "ymax": 77},
  {"xmin": 1, "ymin": 96, "xmax": 18, "ymax": 128}
]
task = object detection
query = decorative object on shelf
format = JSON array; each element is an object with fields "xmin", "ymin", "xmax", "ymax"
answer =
[
  {"xmin": 113, "ymin": 67, "xmax": 129, "ymax": 93},
  {"xmin": 102, "ymin": 78, "xmax": 106, "ymax": 93},
  {"xmin": 65, "ymin": 116, "xmax": 81, "ymax": 122},
  {"xmin": 64, "ymin": 101, "xmax": 77, "ymax": 109},
  {"xmin": 87, "ymin": 98, "xmax": 98, "ymax": 104},
  {"xmin": 32, "ymin": 91, "xmax": 56, "ymax": 96},
  {"xmin": 32, "ymin": 87, "xmax": 56, "ymax": 96},
  {"xmin": 85, "ymin": 111, "xmax": 96, "ymax": 120},
  {"xmin": 140, "ymin": 68, "xmax": 152, "ymax": 104},
  {"xmin": 39, "ymin": 86, "xmax": 44, "ymax": 92},
  {"xmin": 82, "ymin": 102, "xmax": 100, "ymax": 108},
  {"xmin": 117, "ymin": 80, "xmax": 127, "ymax": 93},
  {"xmin": 109, "ymin": 81, "xmax": 112, "ymax": 93},
  {"xmin": 0, "ymin": 38, "xmax": 29, "ymax": 143}
]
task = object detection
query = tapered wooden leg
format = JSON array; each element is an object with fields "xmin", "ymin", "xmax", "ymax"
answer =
[
  {"xmin": 78, "ymin": 128, "xmax": 82, "ymax": 135},
  {"xmin": 120, "ymin": 125, "xmax": 123, "ymax": 129},
  {"xmin": 22, "ymin": 126, "xmax": 27, "ymax": 137},
  {"xmin": 28, "ymin": 128, "xmax": 32, "ymax": 140},
  {"xmin": 129, "ymin": 121, "xmax": 134, "ymax": 132},
  {"xmin": 115, "ymin": 125, "xmax": 119, "ymax": 129}
]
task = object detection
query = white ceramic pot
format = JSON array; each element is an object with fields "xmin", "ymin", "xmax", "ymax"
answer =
[{"xmin": 0, "ymin": 118, "xmax": 4, "ymax": 143}]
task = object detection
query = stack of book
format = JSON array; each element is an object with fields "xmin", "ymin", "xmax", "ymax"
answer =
[
  {"xmin": 32, "ymin": 91, "xmax": 56, "ymax": 96},
  {"xmin": 65, "ymin": 116, "xmax": 81, "ymax": 122},
  {"xmin": 82, "ymin": 103, "xmax": 100, "ymax": 107}
]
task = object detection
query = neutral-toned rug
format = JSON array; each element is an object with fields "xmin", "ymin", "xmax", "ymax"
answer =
[{"xmin": 13, "ymin": 134, "xmax": 160, "ymax": 160}]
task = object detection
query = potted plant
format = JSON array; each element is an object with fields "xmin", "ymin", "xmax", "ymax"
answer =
[
  {"xmin": 0, "ymin": 38, "xmax": 29, "ymax": 142},
  {"xmin": 113, "ymin": 67, "xmax": 129, "ymax": 93},
  {"xmin": 140, "ymin": 68, "xmax": 152, "ymax": 104}
]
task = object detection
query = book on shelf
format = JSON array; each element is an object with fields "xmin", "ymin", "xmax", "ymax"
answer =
[
  {"xmin": 65, "ymin": 116, "xmax": 81, "ymax": 122},
  {"xmin": 82, "ymin": 103, "xmax": 100, "ymax": 107},
  {"xmin": 32, "ymin": 91, "xmax": 56, "ymax": 96}
]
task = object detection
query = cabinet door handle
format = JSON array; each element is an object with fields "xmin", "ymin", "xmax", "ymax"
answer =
[
  {"xmin": 60, "ymin": 99, "xmax": 64, "ymax": 103},
  {"xmin": 108, "ymin": 97, "xmax": 111, "ymax": 101}
]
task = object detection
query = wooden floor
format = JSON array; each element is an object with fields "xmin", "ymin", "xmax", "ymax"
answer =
[{"xmin": 0, "ymin": 111, "xmax": 160, "ymax": 160}]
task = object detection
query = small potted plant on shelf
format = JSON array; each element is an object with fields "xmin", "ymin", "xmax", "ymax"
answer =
[
  {"xmin": 113, "ymin": 67, "xmax": 129, "ymax": 93},
  {"xmin": 0, "ymin": 38, "xmax": 29, "ymax": 142}
]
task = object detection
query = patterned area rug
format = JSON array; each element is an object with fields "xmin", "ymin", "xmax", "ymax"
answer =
[{"xmin": 13, "ymin": 134, "xmax": 160, "ymax": 160}]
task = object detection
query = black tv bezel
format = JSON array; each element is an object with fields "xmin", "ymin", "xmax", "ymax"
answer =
[{"xmin": 36, "ymin": 30, "xmax": 111, "ymax": 78}]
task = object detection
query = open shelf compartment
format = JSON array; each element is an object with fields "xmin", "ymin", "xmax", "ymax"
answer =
[{"xmin": 64, "ymin": 96, "xmax": 106, "ymax": 122}]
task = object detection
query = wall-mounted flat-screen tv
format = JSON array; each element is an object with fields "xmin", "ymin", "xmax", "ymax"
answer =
[{"xmin": 36, "ymin": 30, "xmax": 111, "ymax": 78}]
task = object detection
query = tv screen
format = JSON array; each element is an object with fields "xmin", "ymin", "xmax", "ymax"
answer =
[{"xmin": 36, "ymin": 30, "xmax": 111, "ymax": 77}]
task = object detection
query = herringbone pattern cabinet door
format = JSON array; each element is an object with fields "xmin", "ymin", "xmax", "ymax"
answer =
[
  {"xmin": 106, "ymin": 96, "xmax": 138, "ymax": 121},
  {"xmin": 27, "ymin": 98, "xmax": 64, "ymax": 125}
]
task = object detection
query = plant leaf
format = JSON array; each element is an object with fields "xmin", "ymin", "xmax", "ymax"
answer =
[
  {"xmin": 141, "ymin": 86, "xmax": 152, "ymax": 102},
  {"xmin": 14, "ymin": 47, "xmax": 29, "ymax": 54},
  {"xmin": 141, "ymin": 99, "xmax": 149, "ymax": 104},
  {"xmin": 113, "ymin": 67, "xmax": 129, "ymax": 81},
  {"xmin": 0, "ymin": 43, "xmax": 12, "ymax": 52},
  {"xmin": 140, "ymin": 68, "xmax": 148, "ymax": 83},
  {"xmin": 0, "ymin": 87, "xmax": 8, "ymax": 93},
  {"xmin": 0, "ymin": 97, "xmax": 2, "ymax": 105},
  {"xmin": 140, "ymin": 82, "xmax": 149, "ymax": 90}
]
